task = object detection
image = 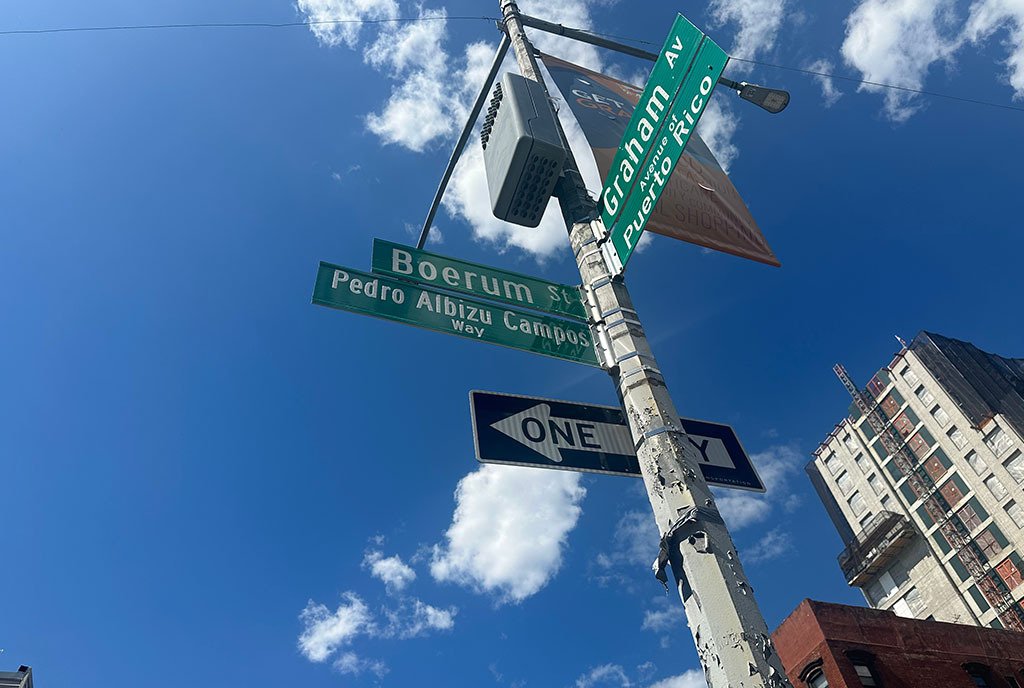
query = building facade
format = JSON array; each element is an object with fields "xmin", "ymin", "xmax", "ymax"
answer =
[
  {"xmin": 0, "ymin": 666, "xmax": 33, "ymax": 688},
  {"xmin": 807, "ymin": 332, "xmax": 1024, "ymax": 628},
  {"xmin": 773, "ymin": 599, "xmax": 1024, "ymax": 688}
]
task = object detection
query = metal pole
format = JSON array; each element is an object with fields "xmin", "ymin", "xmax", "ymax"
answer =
[
  {"xmin": 518, "ymin": 13, "xmax": 659, "ymax": 62},
  {"xmin": 499, "ymin": 3, "xmax": 790, "ymax": 686},
  {"xmin": 516, "ymin": 13, "xmax": 751, "ymax": 98},
  {"xmin": 417, "ymin": 32, "xmax": 511, "ymax": 250}
]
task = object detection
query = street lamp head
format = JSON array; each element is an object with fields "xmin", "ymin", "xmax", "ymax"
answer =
[{"xmin": 737, "ymin": 82, "xmax": 790, "ymax": 114}]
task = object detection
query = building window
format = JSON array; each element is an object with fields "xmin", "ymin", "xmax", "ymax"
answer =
[
  {"xmin": 915, "ymin": 385, "xmax": 935, "ymax": 406},
  {"xmin": 867, "ymin": 565, "xmax": 908, "ymax": 605},
  {"xmin": 844, "ymin": 434, "xmax": 859, "ymax": 454},
  {"xmin": 939, "ymin": 478, "xmax": 965, "ymax": 507},
  {"xmin": 799, "ymin": 660, "xmax": 827, "ymax": 688},
  {"xmin": 996, "ymin": 557, "xmax": 1024, "ymax": 590},
  {"xmin": 893, "ymin": 412, "xmax": 916, "ymax": 438},
  {"xmin": 881, "ymin": 495, "xmax": 894, "ymax": 512},
  {"xmin": 1006, "ymin": 501, "xmax": 1024, "ymax": 529},
  {"xmin": 853, "ymin": 663, "xmax": 877, "ymax": 687},
  {"xmin": 967, "ymin": 450, "xmax": 988, "ymax": 476},
  {"xmin": 868, "ymin": 474, "xmax": 884, "ymax": 496},
  {"xmin": 908, "ymin": 432, "xmax": 931, "ymax": 459},
  {"xmin": 901, "ymin": 367, "xmax": 920, "ymax": 386},
  {"xmin": 856, "ymin": 453, "xmax": 870, "ymax": 474},
  {"xmin": 964, "ymin": 663, "xmax": 993, "ymax": 687},
  {"xmin": 859, "ymin": 512, "xmax": 874, "ymax": 529},
  {"xmin": 976, "ymin": 529, "xmax": 1003, "ymax": 559},
  {"xmin": 959, "ymin": 503, "xmax": 984, "ymax": 531},
  {"xmin": 985, "ymin": 426, "xmax": 1014, "ymax": 457},
  {"xmin": 824, "ymin": 453, "xmax": 841, "ymax": 475},
  {"xmin": 924, "ymin": 454, "xmax": 947, "ymax": 480},
  {"xmin": 845, "ymin": 651, "xmax": 879, "ymax": 687},
  {"xmin": 1004, "ymin": 451, "xmax": 1024, "ymax": 484},
  {"xmin": 892, "ymin": 586, "xmax": 926, "ymax": 618},
  {"xmin": 985, "ymin": 474, "xmax": 1008, "ymax": 501},
  {"xmin": 931, "ymin": 405, "xmax": 950, "ymax": 427},
  {"xmin": 849, "ymin": 491, "xmax": 868, "ymax": 517},
  {"xmin": 808, "ymin": 671, "xmax": 828, "ymax": 688},
  {"xmin": 837, "ymin": 471, "xmax": 854, "ymax": 495},
  {"xmin": 948, "ymin": 426, "xmax": 968, "ymax": 450}
]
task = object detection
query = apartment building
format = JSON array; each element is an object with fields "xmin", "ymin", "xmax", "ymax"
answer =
[{"xmin": 807, "ymin": 331, "xmax": 1024, "ymax": 629}]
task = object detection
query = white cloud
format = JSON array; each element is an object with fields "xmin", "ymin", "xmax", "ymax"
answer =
[
  {"xmin": 742, "ymin": 527, "xmax": 794, "ymax": 564},
  {"xmin": 641, "ymin": 597, "xmax": 677, "ymax": 633},
  {"xmin": 647, "ymin": 669, "xmax": 706, "ymax": 688},
  {"xmin": 333, "ymin": 651, "xmax": 389, "ymax": 677},
  {"xmin": 576, "ymin": 663, "xmax": 632, "ymax": 688},
  {"xmin": 298, "ymin": 591, "xmax": 455, "ymax": 670},
  {"xmin": 806, "ymin": 58, "xmax": 843, "ymax": 106},
  {"xmin": 598, "ymin": 510, "xmax": 659, "ymax": 570},
  {"xmin": 363, "ymin": 8, "xmax": 459, "ymax": 151},
  {"xmin": 707, "ymin": 0, "xmax": 788, "ymax": 69},
  {"xmin": 363, "ymin": 550, "xmax": 417, "ymax": 592},
  {"xmin": 382, "ymin": 598, "xmax": 457, "ymax": 638},
  {"xmin": 964, "ymin": 0, "xmax": 1024, "ymax": 99},
  {"xmin": 364, "ymin": 6, "xmax": 446, "ymax": 74},
  {"xmin": 837, "ymin": 0, "xmax": 1024, "ymax": 118},
  {"xmin": 298, "ymin": 592, "xmax": 374, "ymax": 662},
  {"xmin": 430, "ymin": 464, "xmax": 586, "ymax": 604},
  {"xmin": 840, "ymin": 0, "xmax": 961, "ymax": 121},
  {"xmin": 712, "ymin": 444, "xmax": 801, "ymax": 531},
  {"xmin": 296, "ymin": 0, "xmax": 400, "ymax": 48},
  {"xmin": 694, "ymin": 97, "xmax": 740, "ymax": 172}
]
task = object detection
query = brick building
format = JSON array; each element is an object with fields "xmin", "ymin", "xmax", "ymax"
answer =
[{"xmin": 773, "ymin": 600, "xmax": 1024, "ymax": 688}]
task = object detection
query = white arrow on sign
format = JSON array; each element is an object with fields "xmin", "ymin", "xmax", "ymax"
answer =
[
  {"xmin": 490, "ymin": 403, "xmax": 634, "ymax": 463},
  {"xmin": 490, "ymin": 403, "xmax": 738, "ymax": 469}
]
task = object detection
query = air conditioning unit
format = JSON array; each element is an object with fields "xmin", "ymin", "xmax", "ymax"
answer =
[{"xmin": 481, "ymin": 72, "xmax": 566, "ymax": 228}]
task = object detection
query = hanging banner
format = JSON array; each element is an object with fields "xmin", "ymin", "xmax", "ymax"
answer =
[{"xmin": 540, "ymin": 53, "xmax": 780, "ymax": 267}]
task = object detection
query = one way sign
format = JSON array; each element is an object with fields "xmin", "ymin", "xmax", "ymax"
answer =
[{"xmin": 470, "ymin": 391, "xmax": 765, "ymax": 492}]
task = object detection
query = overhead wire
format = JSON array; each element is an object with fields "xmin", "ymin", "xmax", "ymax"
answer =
[
  {"xmin": 728, "ymin": 56, "xmax": 1024, "ymax": 113},
  {"xmin": 2, "ymin": 14, "xmax": 1021, "ymax": 113},
  {"xmin": 529, "ymin": 24, "xmax": 1023, "ymax": 114},
  {"xmin": 0, "ymin": 15, "xmax": 500, "ymax": 36}
]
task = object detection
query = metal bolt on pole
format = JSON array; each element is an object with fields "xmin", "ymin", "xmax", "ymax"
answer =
[{"xmin": 498, "ymin": 2, "xmax": 791, "ymax": 686}]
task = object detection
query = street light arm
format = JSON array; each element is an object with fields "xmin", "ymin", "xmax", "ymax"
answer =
[{"xmin": 516, "ymin": 12, "xmax": 790, "ymax": 114}]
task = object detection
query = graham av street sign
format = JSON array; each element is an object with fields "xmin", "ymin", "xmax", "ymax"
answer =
[
  {"xmin": 312, "ymin": 263, "xmax": 600, "ymax": 367},
  {"xmin": 470, "ymin": 391, "xmax": 764, "ymax": 491},
  {"xmin": 599, "ymin": 13, "xmax": 704, "ymax": 236},
  {"xmin": 371, "ymin": 239, "xmax": 586, "ymax": 321},
  {"xmin": 600, "ymin": 19, "xmax": 729, "ymax": 274}
]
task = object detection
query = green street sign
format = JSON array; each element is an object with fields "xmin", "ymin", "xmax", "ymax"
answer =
[
  {"xmin": 312, "ymin": 262, "xmax": 601, "ymax": 367},
  {"xmin": 599, "ymin": 14, "xmax": 704, "ymax": 237},
  {"xmin": 603, "ymin": 36, "xmax": 729, "ymax": 273},
  {"xmin": 370, "ymin": 239, "xmax": 586, "ymax": 321}
]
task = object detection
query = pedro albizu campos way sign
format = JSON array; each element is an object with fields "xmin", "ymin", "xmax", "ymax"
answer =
[
  {"xmin": 312, "ymin": 262, "xmax": 600, "ymax": 367},
  {"xmin": 588, "ymin": 14, "xmax": 731, "ymax": 273}
]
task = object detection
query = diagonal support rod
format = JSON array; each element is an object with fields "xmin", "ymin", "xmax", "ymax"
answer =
[{"xmin": 417, "ymin": 31, "xmax": 510, "ymax": 250}]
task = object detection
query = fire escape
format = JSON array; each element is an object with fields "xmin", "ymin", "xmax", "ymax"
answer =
[{"xmin": 834, "ymin": 363, "xmax": 1024, "ymax": 631}]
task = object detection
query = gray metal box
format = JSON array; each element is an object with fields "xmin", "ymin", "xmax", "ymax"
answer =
[{"xmin": 481, "ymin": 72, "xmax": 566, "ymax": 228}]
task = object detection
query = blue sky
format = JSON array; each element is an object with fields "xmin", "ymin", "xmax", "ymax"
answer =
[{"xmin": 3, "ymin": 0, "xmax": 1023, "ymax": 686}]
